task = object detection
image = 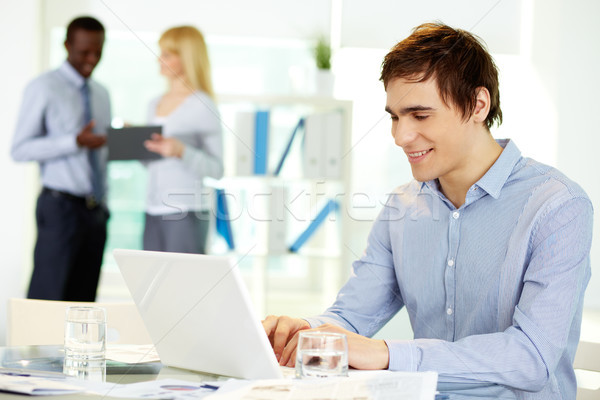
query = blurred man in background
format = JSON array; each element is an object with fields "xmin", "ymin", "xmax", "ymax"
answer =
[{"xmin": 11, "ymin": 16, "xmax": 111, "ymax": 301}]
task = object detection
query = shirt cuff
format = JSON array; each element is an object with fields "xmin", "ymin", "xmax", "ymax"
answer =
[
  {"xmin": 303, "ymin": 317, "xmax": 325, "ymax": 328},
  {"xmin": 64, "ymin": 134, "xmax": 80, "ymax": 153},
  {"xmin": 385, "ymin": 339, "xmax": 420, "ymax": 372}
]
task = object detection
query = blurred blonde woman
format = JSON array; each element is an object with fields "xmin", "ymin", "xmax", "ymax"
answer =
[{"xmin": 143, "ymin": 26, "xmax": 223, "ymax": 253}]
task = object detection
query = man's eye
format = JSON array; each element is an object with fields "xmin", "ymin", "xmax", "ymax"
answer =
[
  {"xmin": 389, "ymin": 115, "xmax": 398, "ymax": 121},
  {"xmin": 414, "ymin": 115, "xmax": 428, "ymax": 121}
]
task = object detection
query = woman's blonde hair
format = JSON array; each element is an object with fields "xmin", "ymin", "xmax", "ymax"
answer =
[{"xmin": 159, "ymin": 26, "xmax": 214, "ymax": 98}]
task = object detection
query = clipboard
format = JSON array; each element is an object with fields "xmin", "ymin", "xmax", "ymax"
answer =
[{"xmin": 107, "ymin": 126, "xmax": 163, "ymax": 161}]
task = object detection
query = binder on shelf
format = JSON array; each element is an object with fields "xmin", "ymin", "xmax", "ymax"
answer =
[
  {"xmin": 215, "ymin": 188, "xmax": 235, "ymax": 250},
  {"xmin": 302, "ymin": 110, "xmax": 343, "ymax": 179},
  {"xmin": 303, "ymin": 113, "xmax": 321, "ymax": 179},
  {"xmin": 273, "ymin": 117, "xmax": 305, "ymax": 176},
  {"xmin": 267, "ymin": 185, "xmax": 288, "ymax": 253},
  {"xmin": 234, "ymin": 111, "xmax": 255, "ymax": 176},
  {"xmin": 323, "ymin": 111, "xmax": 343, "ymax": 179},
  {"xmin": 289, "ymin": 199, "xmax": 339, "ymax": 253},
  {"xmin": 254, "ymin": 110, "xmax": 269, "ymax": 175}
]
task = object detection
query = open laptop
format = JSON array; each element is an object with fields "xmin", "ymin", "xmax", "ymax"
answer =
[{"xmin": 113, "ymin": 249, "xmax": 283, "ymax": 380}]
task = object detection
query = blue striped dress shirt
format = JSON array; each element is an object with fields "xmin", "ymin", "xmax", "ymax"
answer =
[
  {"xmin": 306, "ymin": 139, "xmax": 593, "ymax": 399},
  {"xmin": 11, "ymin": 61, "xmax": 111, "ymax": 197}
]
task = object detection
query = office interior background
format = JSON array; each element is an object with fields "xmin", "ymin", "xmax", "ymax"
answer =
[{"xmin": 1, "ymin": 0, "xmax": 599, "ymax": 346}]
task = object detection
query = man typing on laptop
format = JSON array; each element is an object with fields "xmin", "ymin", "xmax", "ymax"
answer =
[{"xmin": 262, "ymin": 23, "xmax": 592, "ymax": 400}]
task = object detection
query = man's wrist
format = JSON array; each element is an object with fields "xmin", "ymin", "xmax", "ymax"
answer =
[{"xmin": 379, "ymin": 339, "xmax": 390, "ymax": 369}]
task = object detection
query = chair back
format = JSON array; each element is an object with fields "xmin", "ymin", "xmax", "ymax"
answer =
[
  {"xmin": 574, "ymin": 341, "xmax": 600, "ymax": 400},
  {"xmin": 6, "ymin": 298, "xmax": 152, "ymax": 346}
]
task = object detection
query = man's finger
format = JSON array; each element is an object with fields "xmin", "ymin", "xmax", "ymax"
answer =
[
  {"xmin": 272, "ymin": 323, "xmax": 291, "ymax": 362},
  {"xmin": 281, "ymin": 332, "xmax": 300, "ymax": 366},
  {"xmin": 83, "ymin": 120, "xmax": 95, "ymax": 132},
  {"xmin": 261, "ymin": 315, "xmax": 278, "ymax": 334}
]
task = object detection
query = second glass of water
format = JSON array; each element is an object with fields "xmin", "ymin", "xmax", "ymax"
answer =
[
  {"xmin": 64, "ymin": 306, "xmax": 106, "ymax": 360},
  {"xmin": 295, "ymin": 331, "xmax": 348, "ymax": 378}
]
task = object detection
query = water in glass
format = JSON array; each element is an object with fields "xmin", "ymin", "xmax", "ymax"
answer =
[
  {"xmin": 64, "ymin": 320, "xmax": 106, "ymax": 359},
  {"xmin": 297, "ymin": 348, "xmax": 348, "ymax": 378}
]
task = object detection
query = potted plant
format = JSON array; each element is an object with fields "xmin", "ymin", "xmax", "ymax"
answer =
[
  {"xmin": 314, "ymin": 36, "xmax": 334, "ymax": 96},
  {"xmin": 315, "ymin": 36, "xmax": 332, "ymax": 70}
]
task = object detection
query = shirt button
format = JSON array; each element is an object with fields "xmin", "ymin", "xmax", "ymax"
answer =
[
  {"xmin": 447, "ymin": 259, "xmax": 454, "ymax": 267},
  {"xmin": 452, "ymin": 211, "xmax": 460, "ymax": 219},
  {"xmin": 446, "ymin": 308, "xmax": 453, "ymax": 315}
]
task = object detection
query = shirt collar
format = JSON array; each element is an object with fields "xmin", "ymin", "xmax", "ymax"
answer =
[
  {"xmin": 58, "ymin": 60, "xmax": 87, "ymax": 89},
  {"xmin": 475, "ymin": 139, "xmax": 521, "ymax": 199},
  {"xmin": 420, "ymin": 139, "xmax": 522, "ymax": 200}
]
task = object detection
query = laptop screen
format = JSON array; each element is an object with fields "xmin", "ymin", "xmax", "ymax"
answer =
[{"xmin": 114, "ymin": 249, "xmax": 283, "ymax": 380}]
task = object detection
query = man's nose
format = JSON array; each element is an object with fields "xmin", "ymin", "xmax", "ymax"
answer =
[
  {"xmin": 86, "ymin": 53, "xmax": 101, "ymax": 66},
  {"xmin": 392, "ymin": 119, "xmax": 416, "ymax": 148}
]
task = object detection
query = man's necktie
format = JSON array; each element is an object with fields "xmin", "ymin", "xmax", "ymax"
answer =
[{"xmin": 81, "ymin": 81, "xmax": 104, "ymax": 203}]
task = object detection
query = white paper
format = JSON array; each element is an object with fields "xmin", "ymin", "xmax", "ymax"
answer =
[
  {"xmin": 97, "ymin": 378, "xmax": 223, "ymax": 399},
  {"xmin": 0, "ymin": 374, "xmax": 84, "ymax": 396},
  {"xmin": 105, "ymin": 344, "xmax": 160, "ymax": 364},
  {"xmin": 206, "ymin": 371, "xmax": 438, "ymax": 400}
]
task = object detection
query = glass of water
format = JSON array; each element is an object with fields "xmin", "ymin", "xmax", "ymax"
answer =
[
  {"xmin": 295, "ymin": 331, "xmax": 348, "ymax": 378},
  {"xmin": 63, "ymin": 357, "xmax": 106, "ymax": 382},
  {"xmin": 64, "ymin": 306, "xmax": 106, "ymax": 360}
]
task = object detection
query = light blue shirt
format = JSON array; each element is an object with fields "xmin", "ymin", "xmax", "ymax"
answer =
[
  {"xmin": 11, "ymin": 61, "xmax": 111, "ymax": 197},
  {"xmin": 306, "ymin": 140, "xmax": 593, "ymax": 399}
]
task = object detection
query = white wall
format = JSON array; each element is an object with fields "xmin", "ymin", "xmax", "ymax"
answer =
[
  {"xmin": 42, "ymin": 0, "xmax": 331, "ymax": 44},
  {"xmin": 0, "ymin": 0, "xmax": 42, "ymax": 345},
  {"xmin": 340, "ymin": 0, "xmax": 522, "ymax": 54},
  {"xmin": 530, "ymin": 0, "xmax": 600, "ymax": 307}
]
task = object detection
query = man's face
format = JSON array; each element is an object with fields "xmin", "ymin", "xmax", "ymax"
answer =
[
  {"xmin": 385, "ymin": 77, "xmax": 478, "ymax": 184},
  {"xmin": 65, "ymin": 29, "xmax": 105, "ymax": 78}
]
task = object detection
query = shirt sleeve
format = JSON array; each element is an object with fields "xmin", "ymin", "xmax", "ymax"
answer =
[
  {"xmin": 178, "ymin": 95, "xmax": 224, "ymax": 180},
  {"xmin": 180, "ymin": 131, "xmax": 224, "ymax": 180},
  {"xmin": 386, "ymin": 195, "xmax": 593, "ymax": 392},
  {"xmin": 11, "ymin": 79, "xmax": 79, "ymax": 162},
  {"xmin": 306, "ymin": 198, "xmax": 405, "ymax": 336}
]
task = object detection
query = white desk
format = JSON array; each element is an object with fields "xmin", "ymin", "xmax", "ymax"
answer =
[{"xmin": 0, "ymin": 345, "xmax": 225, "ymax": 399}]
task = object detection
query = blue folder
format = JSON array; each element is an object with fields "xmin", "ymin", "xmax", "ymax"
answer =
[
  {"xmin": 215, "ymin": 189, "xmax": 235, "ymax": 250},
  {"xmin": 289, "ymin": 199, "xmax": 339, "ymax": 252},
  {"xmin": 254, "ymin": 111, "xmax": 269, "ymax": 175},
  {"xmin": 273, "ymin": 117, "xmax": 305, "ymax": 176}
]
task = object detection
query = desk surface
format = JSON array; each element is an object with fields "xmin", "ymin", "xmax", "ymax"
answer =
[
  {"xmin": 1, "ymin": 345, "xmax": 510, "ymax": 400},
  {"xmin": 0, "ymin": 345, "xmax": 226, "ymax": 399}
]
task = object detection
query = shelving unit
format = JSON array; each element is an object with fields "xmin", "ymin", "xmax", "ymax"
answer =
[
  {"xmin": 97, "ymin": 94, "xmax": 354, "ymax": 319},
  {"xmin": 211, "ymin": 94, "xmax": 354, "ymax": 317}
]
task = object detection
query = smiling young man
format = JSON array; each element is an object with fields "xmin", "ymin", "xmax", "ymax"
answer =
[
  {"xmin": 11, "ymin": 16, "xmax": 111, "ymax": 301},
  {"xmin": 263, "ymin": 23, "xmax": 593, "ymax": 399}
]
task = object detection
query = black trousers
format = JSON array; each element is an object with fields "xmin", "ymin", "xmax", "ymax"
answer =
[{"xmin": 27, "ymin": 189, "xmax": 109, "ymax": 301}]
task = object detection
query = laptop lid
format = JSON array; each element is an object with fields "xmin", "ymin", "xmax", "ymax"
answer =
[{"xmin": 113, "ymin": 249, "xmax": 283, "ymax": 380}]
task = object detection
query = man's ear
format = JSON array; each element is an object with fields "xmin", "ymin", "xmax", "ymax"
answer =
[{"xmin": 472, "ymin": 87, "xmax": 491, "ymax": 124}]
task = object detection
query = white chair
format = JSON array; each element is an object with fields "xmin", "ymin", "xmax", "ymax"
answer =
[
  {"xmin": 574, "ymin": 341, "xmax": 600, "ymax": 400},
  {"xmin": 6, "ymin": 298, "xmax": 153, "ymax": 346}
]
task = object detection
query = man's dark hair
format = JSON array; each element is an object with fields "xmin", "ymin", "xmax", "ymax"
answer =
[
  {"xmin": 65, "ymin": 16, "xmax": 105, "ymax": 43},
  {"xmin": 380, "ymin": 22, "xmax": 502, "ymax": 129}
]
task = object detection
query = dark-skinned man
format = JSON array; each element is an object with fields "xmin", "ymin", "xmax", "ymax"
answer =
[{"xmin": 12, "ymin": 16, "xmax": 111, "ymax": 301}]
